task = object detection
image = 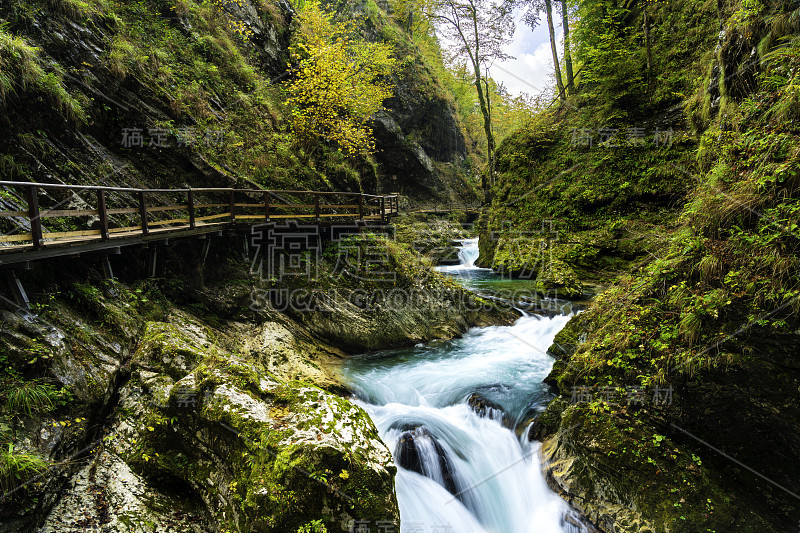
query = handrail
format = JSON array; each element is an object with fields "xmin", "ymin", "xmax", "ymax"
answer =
[
  {"xmin": 0, "ymin": 181, "xmax": 394, "ymax": 197},
  {"xmin": 0, "ymin": 181, "xmax": 401, "ymax": 253}
]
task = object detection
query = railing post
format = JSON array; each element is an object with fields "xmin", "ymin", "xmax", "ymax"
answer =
[
  {"xmin": 139, "ymin": 191, "xmax": 149, "ymax": 236},
  {"xmin": 229, "ymin": 190, "xmax": 236, "ymax": 223},
  {"xmin": 314, "ymin": 194, "xmax": 320, "ymax": 222},
  {"xmin": 264, "ymin": 192, "xmax": 270, "ymax": 222},
  {"xmin": 188, "ymin": 189, "xmax": 196, "ymax": 229},
  {"xmin": 97, "ymin": 190, "xmax": 109, "ymax": 240},
  {"xmin": 357, "ymin": 194, "xmax": 364, "ymax": 221},
  {"xmin": 380, "ymin": 196, "xmax": 386, "ymax": 223},
  {"xmin": 26, "ymin": 186, "xmax": 43, "ymax": 249}
]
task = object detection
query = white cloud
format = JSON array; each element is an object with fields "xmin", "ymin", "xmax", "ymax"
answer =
[{"xmin": 489, "ymin": 12, "xmax": 564, "ymax": 99}]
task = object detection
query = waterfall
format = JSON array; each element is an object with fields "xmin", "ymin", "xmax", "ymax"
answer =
[
  {"xmin": 341, "ymin": 311, "xmax": 590, "ymax": 532},
  {"xmin": 457, "ymin": 238, "xmax": 479, "ymax": 268},
  {"xmin": 436, "ymin": 238, "xmax": 487, "ymax": 273}
]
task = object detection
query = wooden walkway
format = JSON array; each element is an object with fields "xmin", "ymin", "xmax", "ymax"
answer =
[{"xmin": 0, "ymin": 181, "xmax": 399, "ymax": 266}]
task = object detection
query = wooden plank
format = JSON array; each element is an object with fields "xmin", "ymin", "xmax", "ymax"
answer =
[
  {"xmin": 40, "ymin": 209, "xmax": 99, "ymax": 217},
  {"xmin": 0, "ymin": 210, "xmax": 31, "ymax": 217},
  {"xmin": 42, "ymin": 229, "xmax": 101, "ymax": 238},
  {"xmin": 270, "ymin": 204, "xmax": 316, "ymax": 208},
  {"xmin": 321, "ymin": 204, "xmax": 360, "ymax": 209},
  {"xmin": 195, "ymin": 203, "xmax": 228, "ymax": 209},
  {"xmin": 106, "ymin": 207, "xmax": 140, "ymax": 215},
  {"xmin": 195, "ymin": 213, "xmax": 231, "ymax": 222},
  {"xmin": 235, "ymin": 213, "xmax": 356, "ymax": 220},
  {"xmin": 109, "ymin": 225, "xmax": 142, "ymax": 234},
  {"xmin": 149, "ymin": 218, "xmax": 190, "ymax": 227},
  {"xmin": 233, "ymin": 203, "xmax": 266, "ymax": 208},
  {"xmin": 264, "ymin": 214, "xmax": 316, "ymax": 219},
  {"xmin": 145, "ymin": 205, "xmax": 188, "ymax": 213},
  {"xmin": 0, "ymin": 233, "xmax": 32, "ymax": 243}
]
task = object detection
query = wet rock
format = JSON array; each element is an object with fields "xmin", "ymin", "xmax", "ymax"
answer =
[
  {"xmin": 394, "ymin": 426, "xmax": 458, "ymax": 496},
  {"xmin": 109, "ymin": 316, "xmax": 399, "ymax": 533},
  {"xmin": 466, "ymin": 394, "xmax": 510, "ymax": 429}
]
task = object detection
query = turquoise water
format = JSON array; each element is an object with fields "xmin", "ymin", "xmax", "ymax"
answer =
[{"xmin": 338, "ymin": 240, "xmax": 588, "ymax": 533}]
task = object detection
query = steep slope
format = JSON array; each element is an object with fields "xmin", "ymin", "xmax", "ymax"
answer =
[
  {"xmin": 0, "ymin": 233, "xmax": 514, "ymax": 531},
  {"xmin": 477, "ymin": 0, "xmax": 720, "ymax": 298},
  {"xmin": 0, "ymin": 0, "xmax": 478, "ymax": 210},
  {"xmin": 485, "ymin": 0, "xmax": 800, "ymax": 531}
]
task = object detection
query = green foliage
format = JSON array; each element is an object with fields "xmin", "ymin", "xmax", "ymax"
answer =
[
  {"xmin": 286, "ymin": 1, "xmax": 397, "ymax": 156},
  {"xmin": 1, "ymin": 381, "xmax": 61, "ymax": 419},
  {"xmin": 297, "ymin": 519, "xmax": 328, "ymax": 533},
  {"xmin": 572, "ymin": 0, "xmax": 718, "ymax": 124},
  {"xmin": 0, "ymin": 443, "xmax": 48, "ymax": 497},
  {"xmin": 0, "ymin": 24, "xmax": 86, "ymax": 123}
]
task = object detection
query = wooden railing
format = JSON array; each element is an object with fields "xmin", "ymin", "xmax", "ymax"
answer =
[
  {"xmin": 408, "ymin": 202, "xmax": 481, "ymax": 213},
  {"xmin": 0, "ymin": 181, "xmax": 400, "ymax": 251}
]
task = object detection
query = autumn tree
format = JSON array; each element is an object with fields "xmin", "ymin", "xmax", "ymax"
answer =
[
  {"xmin": 285, "ymin": 2, "xmax": 396, "ymax": 156},
  {"xmin": 430, "ymin": 0, "xmax": 514, "ymax": 187}
]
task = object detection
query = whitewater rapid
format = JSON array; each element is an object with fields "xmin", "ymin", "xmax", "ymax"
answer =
[{"xmin": 339, "ymin": 240, "xmax": 588, "ymax": 533}]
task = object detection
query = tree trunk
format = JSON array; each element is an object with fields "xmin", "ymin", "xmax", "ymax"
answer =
[
  {"xmin": 473, "ymin": 64, "xmax": 495, "ymax": 189},
  {"xmin": 644, "ymin": 0, "xmax": 653, "ymax": 95},
  {"xmin": 545, "ymin": 0, "xmax": 565, "ymax": 102},
  {"xmin": 560, "ymin": 0, "xmax": 574, "ymax": 94}
]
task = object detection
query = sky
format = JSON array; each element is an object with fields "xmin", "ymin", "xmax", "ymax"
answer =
[{"xmin": 487, "ymin": 11, "xmax": 563, "ymax": 99}]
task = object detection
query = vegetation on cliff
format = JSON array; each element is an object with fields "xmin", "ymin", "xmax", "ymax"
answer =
[
  {"xmin": 478, "ymin": 0, "xmax": 800, "ymax": 530},
  {"xmin": 0, "ymin": 228, "xmax": 513, "ymax": 530}
]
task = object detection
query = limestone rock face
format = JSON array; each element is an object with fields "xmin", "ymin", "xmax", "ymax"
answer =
[
  {"xmin": 0, "ymin": 274, "xmax": 401, "ymax": 533},
  {"xmin": 43, "ymin": 312, "xmax": 399, "ymax": 532},
  {"xmin": 40, "ymin": 450, "xmax": 211, "ymax": 533}
]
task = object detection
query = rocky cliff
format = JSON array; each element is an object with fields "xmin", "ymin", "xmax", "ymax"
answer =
[
  {"xmin": 0, "ymin": 231, "xmax": 513, "ymax": 532},
  {"xmin": 495, "ymin": 0, "xmax": 800, "ymax": 531},
  {"xmin": 0, "ymin": 0, "xmax": 478, "ymax": 211}
]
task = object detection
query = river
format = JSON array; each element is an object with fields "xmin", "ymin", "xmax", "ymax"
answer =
[{"xmin": 337, "ymin": 239, "xmax": 589, "ymax": 533}]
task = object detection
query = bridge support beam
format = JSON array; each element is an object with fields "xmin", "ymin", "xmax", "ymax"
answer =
[
  {"xmin": 101, "ymin": 255, "xmax": 114, "ymax": 280},
  {"xmin": 241, "ymin": 234, "xmax": 249, "ymax": 261},
  {"xmin": 148, "ymin": 248, "xmax": 158, "ymax": 278},
  {"xmin": 200, "ymin": 238, "xmax": 212, "ymax": 268},
  {"xmin": 6, "ymin": 271, "xmax": 30, "ymax": 311}
]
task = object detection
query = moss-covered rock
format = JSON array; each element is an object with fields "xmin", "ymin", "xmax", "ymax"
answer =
[
  {"xmin": 540, "ymin": 402, "xmax": 772, "ymax": 533},
  {"xmin": 114, "ymin": 320, "xmax": 398, "ymax": 532},
  {"xmin": 393, "ymin": 213, "xmax": 471, "ymax": 265},
  {"xmin": 274, "ymin": 234, "xmax": 517, "ymax": 352}
]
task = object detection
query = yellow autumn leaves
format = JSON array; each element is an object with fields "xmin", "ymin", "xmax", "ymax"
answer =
[{"xmin": 286, "ymin": 1, "xmax": 396, "ymax": 156}]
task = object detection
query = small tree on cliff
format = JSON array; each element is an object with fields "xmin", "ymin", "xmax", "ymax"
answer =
[
  {"xmin": 285, "ymin": 2, "xmax": 396, "ymax": 156},
  {"xmin": 430, "ymin": 0, "xmax": 514, "ymax": 188}
]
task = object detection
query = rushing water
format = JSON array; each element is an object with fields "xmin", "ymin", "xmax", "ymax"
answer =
[
  {"xmin": 338, "ymin": 240, "xmax": 588, "ymax": 533},
  {"xmin": 436, "ymin": 239, "xmax": 573, "ymax": 316}
]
